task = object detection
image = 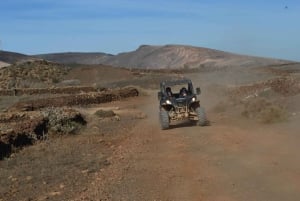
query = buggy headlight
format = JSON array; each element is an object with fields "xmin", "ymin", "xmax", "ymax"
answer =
[
  {"xmin": 192, "ymin": 97, "xmax": 196, "ymax": 102},
  {"xmin": 166, "ymin": 100, "xmax": 172, "ymax": 104}
]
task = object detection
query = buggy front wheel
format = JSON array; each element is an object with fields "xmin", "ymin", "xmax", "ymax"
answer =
[
  {"xmin": 159, "ymin": 109, "xmax": 170, "ymax": 130},
  {"xmin": 195, "ymin": 107, "xmax": 208, "ymax": 126}
]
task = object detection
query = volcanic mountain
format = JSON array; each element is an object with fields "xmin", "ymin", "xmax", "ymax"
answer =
[
  {"xmin": 101, "ymin": 45, "xmax": 288, "ymax": 69},
  {"xmin": 1, "ymin": 45, "xmax": 291, "ymax": 69}
]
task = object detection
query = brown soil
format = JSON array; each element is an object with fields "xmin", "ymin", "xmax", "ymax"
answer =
[
  {"xmin": 0, "ymin": 65, "xmax": 300, "ymax": 201},
  {"xmin": 74, "ymin": 88, "xmax": 300, "ymax": 201}
]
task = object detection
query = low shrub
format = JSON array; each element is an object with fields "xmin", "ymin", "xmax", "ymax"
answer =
[
  {"xmin": 242, "ymin": 98, "xmax": 287, "ymax": 124},
  {"xmin": 42, "ymin": 108, "xmax": 86, "ymax": 134},
  {"xmin": 94, "ymin": 110, "xmax": 116, "ymax": 118}
]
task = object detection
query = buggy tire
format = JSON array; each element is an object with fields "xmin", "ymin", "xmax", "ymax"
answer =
[
  {"xmin": 159, "ymin": 109, "xmax": 170, "ymax": 130},
  {"xmin": 195, "ymin": 107, "xmax": 208, "ymax": 126}
]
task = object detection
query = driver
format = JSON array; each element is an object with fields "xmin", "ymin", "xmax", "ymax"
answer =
[{"xmin": 166, "ymin": 87, "xmax": 173, "ymax": 97}]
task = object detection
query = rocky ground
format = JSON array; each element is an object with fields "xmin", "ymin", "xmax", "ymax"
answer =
[
  {"xmin": 0, "ymin": 87, "xmax": 139, "ymax": 160},
  {"xmin": 0, "ymin": 98, "xmax": 145, "ymax": 201},
  {"xmin": 0, "ymin": 63, "xmax": 299, "ymax": 201}
]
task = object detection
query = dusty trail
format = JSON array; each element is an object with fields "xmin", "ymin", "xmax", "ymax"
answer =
[{"xmin": 79, "ymin": 91, "xmax": 300, "ymax": 201}]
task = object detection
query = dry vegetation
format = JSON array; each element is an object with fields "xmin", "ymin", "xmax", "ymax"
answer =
[
  {"xmin": 241, "ymin": 98, "xmax": 288, "ymax": 123},
  {"xmin": 229, "ymin": 76, "xmax": 300, "ymax": 98},
  {"xmin": 0, "ymin": 108, "xmax": 86, "ymax": 159},
  {"xmin": 94, "ymin": 109, "xmax": 116, "ymax": 118},
  {"xmin": 0, "ymin": 60, "xmax": 70, "ymax": 89},
  {"xmin": 227, "ymin": 71, "xmax": 300, "ymax": 124}
]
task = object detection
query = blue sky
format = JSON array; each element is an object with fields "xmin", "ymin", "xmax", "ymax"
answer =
[{"xmin": 0, "ymin": 0, "xmax": 300, "ymax": 61}]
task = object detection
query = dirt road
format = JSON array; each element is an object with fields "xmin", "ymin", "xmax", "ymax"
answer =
[{"xmin": 78, "ymin": 91, "xmax": 300, "ymax": 201}]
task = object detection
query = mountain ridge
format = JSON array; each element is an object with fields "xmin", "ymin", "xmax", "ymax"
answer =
[{"xmin": 0, "ymin": 45, "xmax": 292, "ymax": 69}]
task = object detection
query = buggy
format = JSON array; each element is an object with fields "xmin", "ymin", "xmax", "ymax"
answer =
[{"xmin": 158, "ymin": 79, "xmax": 208, "ymax": 129}]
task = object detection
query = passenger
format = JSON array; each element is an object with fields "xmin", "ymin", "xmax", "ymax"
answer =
[{"xmin": 180, "ymin": 87, "xmax": 188, "ymax": 97}]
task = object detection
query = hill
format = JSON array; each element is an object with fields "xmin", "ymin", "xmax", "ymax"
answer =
[
  {"xmin": 0, "ymin": 50, "xmax": 32, "ymax": 64},
  {"xmin": 0, "ymin": 60, "xmax": 70, "ymax": 89},
  {"xmin": 102, "ymin": 45, "xmax": 289, "ymax": 69},
  {"xmin": 35, "ymin": 52, "xmax": 113, "ymax": 65}
]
